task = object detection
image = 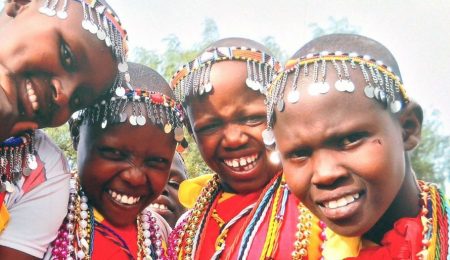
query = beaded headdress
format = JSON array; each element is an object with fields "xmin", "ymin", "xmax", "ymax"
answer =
[
  {"xmin": 263, "ymin": 51, "xmax": 410, "ymax": 146},
  {"xmin": 170, "ymin": 46, "xmax": 282, "ymax": 103},
  {"xmin": 38, "ymin": 0, "xmax": 132, "ymax": 96}
]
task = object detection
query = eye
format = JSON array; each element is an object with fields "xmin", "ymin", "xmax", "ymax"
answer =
[
  {"xmin": 145, "ymin": 157, "xmax": 169, "ymax": 169},
  {"xmin": 60, "ymin": 40, "xmax": 75, "ymax": 72},
  {"xmin": 240, "ymin": 115, "xmax": 265, "ymax": 126},
  {"xmin": 195, "ymin": 122, "xmax": 221, "ymax": 135},
  {"xmin": 287, "ymin": 148, "xmax": 312, "ymax": 163},
  {"xmin": 97, "ymin": 147, "xmax": 126, "ymax": 160},
  {"xmin": 338, "ymin": 132, "xmax": 367, "ymax": 149},
  {"xmin": 168, "ymin": 180, "xmax": 180, "ymax": 190}
]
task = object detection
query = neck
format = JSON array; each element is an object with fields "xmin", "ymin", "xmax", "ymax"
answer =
[{"xmin": 364, "ymin": 155, "xmax": 421, "ymax": 243}]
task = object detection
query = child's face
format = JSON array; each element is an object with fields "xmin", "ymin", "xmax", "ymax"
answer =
[
  {"xmin": 187, "ymin": 61, "xmax": 279, "ymax": 194},
  {"xmin": 150, "ymin": 154, "xmax": 187, "ymax": 227},
  {"xmin": 273, "ymin": 68, "xmax": 406, "ymax": 236},
  {"xmin": 77, "ymin": 113, "xmax": 176, "ymax": 227},
  {"xmin": 0, "ymin": 1, "xmax": 117, "ymax": 127}
]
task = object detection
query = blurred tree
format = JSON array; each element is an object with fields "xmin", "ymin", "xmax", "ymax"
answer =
[
  {"xmin": 309, "ymin": 17, "xmax": 361, "ymax": 38},
  {"xmin": 411, "ymin": 110, "xmax": 450, "ymax": 189},
  {"xmin": 43, "ymin": 124, "xmax": 76, "ymax": 169}
]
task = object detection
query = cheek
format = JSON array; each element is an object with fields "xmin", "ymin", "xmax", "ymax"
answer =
[{"xmin": 282, "ymin": 161, "xmax": 311, "ymax": 200}]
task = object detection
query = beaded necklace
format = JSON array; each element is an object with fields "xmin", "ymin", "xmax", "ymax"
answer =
[
  {"xmin": 170, "ymin": 172, "xmax": 289, "ymax": 260},
  {"xmin": 50, "ymin": 172, "xmax": 166, "ymax": 260},
  {"xmin": 0, "ymin": 132, "xmax": 37, "ymax": 194}
]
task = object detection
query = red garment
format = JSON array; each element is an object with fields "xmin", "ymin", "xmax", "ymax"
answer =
[
  {"xmin": 92, "ymin": 218, "xmax": 138, "ymax": 260},
  {"xmin": 349, "ymin": 214, "xmax": 423, "ymax": 260},
  {"xmin": 196, "ymin": 190, "xmax": 299, "ymax": 259}
]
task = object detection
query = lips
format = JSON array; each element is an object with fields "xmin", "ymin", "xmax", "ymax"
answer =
[
  {"xmin": 108, "ymin": 189, "xmax": 141, "ymax": 205},
  {"xmin": 223, "ymin": 153, "xmax": 259, "ymax": 172},
  {"xmin": 322, "ymin": 192, "xmax": 360, "ymax": 209},
  {"xmin": 317, "ymin": 191, "xmax": 365, "ymax": 220}
]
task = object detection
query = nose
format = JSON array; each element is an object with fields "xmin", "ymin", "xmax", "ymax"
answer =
[
  {"xmin": 50, "ymin": 78, "xmax": 70, "ymax": 107},
  {"xmin": 311, "ymin": 149, "xmax": 348, "ymax": 187},
  {"xmin": 121, "ymin": 165, "xmax": 148, "ymax": 187},
  {"xmin": 221, "ymin": 123, "xmax": 248, "ymax": 149}
]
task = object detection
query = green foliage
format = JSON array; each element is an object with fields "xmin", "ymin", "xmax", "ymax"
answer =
[
  {"xmin": 43, "ymin": 124, "xmax": 76, "ymax": 169},
  {"xmin": 261, "ymin": 36, "xmax": 287, "ymax": 62},
  {"xmin": 411, "ymin": 110, "xmax": 450, "ymax": 189}
]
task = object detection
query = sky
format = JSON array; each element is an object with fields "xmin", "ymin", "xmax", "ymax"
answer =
[{"xmin": 107, "ymin": 0, "xmax": 450, "ymax": 134}]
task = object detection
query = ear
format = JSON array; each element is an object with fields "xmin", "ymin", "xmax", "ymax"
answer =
[
  {"xmin": 4, "ymin": 0, "xmax": 31, "ymax": 18},
  {"xmin": 399, "ymin": 101, "xmax": 423, "ymax": 151}
]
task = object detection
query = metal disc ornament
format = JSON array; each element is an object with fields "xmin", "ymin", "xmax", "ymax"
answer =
[
  {"xmin": 118, "ymin": 62, "xmax": 128, "ymax": 73},
  {"xmin": 262, "ymin": 129, "xmax": 275, "ymax": 146},
  {"xmin": 335, "ymin": 80, "xmax": 347, "ymax": 92},
  {"xmin": 390, "ymin": 100, "xmax": 402, "ymax": 113},
  {"xmin": 115, "ymin": 86, "xmax": 125, "ymax": 97},
  {"xmin": 5, "ymin": 181, "xmax": 14, "ymax": 193},
  {"xmin": 101, "ymin": 119, "xmax": 108, "ymax": 129},
  {"xmin": 164, "ymin": 123, "xmax": 172, "ymax": 134},
  {"xmin": 119, "ymin": 113, "xmax": 127, "ymax": 123},
  {"xmin": 82, "ymin": 20, "xmax": 90, "ymax": 30},
  {"xmin": 308, "ymin": 83, "xmax": 319, "ymax": 96},
  {"xmin": 57, "ymin": 11, "xmax": 68, "ymax": 19},
  {"xmin": 364, "ymin": 85, "xmax": 375, "ymax": 98},
  {"xmin": 287, "ymin": 90, "xmax": 300, "ymax": 104},
  {"xmin": 27, "ymin": 154, "xmax": 38, "ymax": 170},
  {"xmin": 22, "ymin": 167, "xmax": 32, "ymax": 177},
  {"xmin": 318, "ymin": 82, "xmax": 330, "ymax": 94},
  {"xmin": 137, "ymin": 115, "xmax": 146, "ymax": 126},
  {"xmin": 129, "ymin": 115, "xmax": 137, "ymax": 126},
  {"xmin": 97, "ymin": 29, "xmax": 106, "ymax": 41},
  {"xmin": 204, "ymin": 83, "xmax": 213, "ymax": 93},
  {"xmin": 88, "ymin": 23, "xmax": 98, "ymax": 34},
  {"xmin": 246, "ymin": 79, "xmax": 261, "ymax": 91}
]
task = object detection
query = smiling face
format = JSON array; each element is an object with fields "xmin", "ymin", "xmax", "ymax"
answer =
[
  {"xmin": 273, "ymin": 67, "xmax": 407, "ymax": 236},
  {"xmin": 149, "ymin": 153, "xmax": 187, "ymax": 227},
  {"xmin": 0, "ymin": 0, "xmax": 117, "ymax": 128},
  {"xmin": 186, "ymin": 61, "xmax": 280, "ymax": 194},
  {"xmin": 76, "ymin": 114, "xmax": 176, "ymax": 227}
]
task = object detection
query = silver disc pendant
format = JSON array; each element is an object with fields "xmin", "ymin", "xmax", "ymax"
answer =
[
  {"xmin": 364, "ymin": 85, "xmax": 375, "ymax": 98},
  {"xmin": 335, "ymin": 80, "xmax": 347, "ymax": 92},
  {"xmin": 276, "ymin": 99, "xmax": 285, "ymax": 112},
  {"xmin": 308, "ymin": 83, "xmax": 320, "ymax": 96},
  {"xmin": 97, "ymin": 29, "xmax": 106, "ymax": 41},
  {"xmin": 174, "ymin": 127, "xmax": 184, "ymax": 142},
  {"xmin": 129, "ymin": 115, "xmax": 137, "ymax": 126},
  {"xmin": 115, "ymin": 86, "xmax": 126, "ymax": 97},
  {"xmin": 81, "ymin": 20, "xmax": 90, "ymax": 30},
  {"xmin": 246, "ymin": 79, "xmax": 261, "ymax": 91},
  {"xmin": 137, "ymin": 115, "xmax": 146, "ymax": 126},
  {"xmin": 27, "ymin": 154, "xmax": 38, "ymax": 170},
  {"xmin": 119, "ymin": 113, "xmax": 127, "ymax": 123},
  {"xmin": 198, "ymin": 84, "xmax": 205, "ymax": 96},
  {"xmin": 374, "ymin": 87, "xmax": 381, "ymax": 100},
  {"xmin": 287, "ymin": 90, "xmax": 300, "ymax": 104},
  {"xmin": 379, "ymin": 90, "xmax": 386, "ymax": 103},
  {"xmin": 23, "ymin": 167, "xmax": 32, "ymax": 177},
  {"xmin": 118, "ymin": 62, "xmax": 128, "ymax": 73},
  {"xmin": 262, "ymin": 129, "xmax": 275, "ymax": 146},
  {"xmin": 38, "ymin": 7, "xmax": 48, "ymax": 14},
  {"xmin": 204, "ymin": 83, "xmax": 213, "ymax": 93},
  {"xmin": 164, "ymin": 124, "xmax": 172, "ymax": 134},
  {"xmin": 5, "ymin": 181, "xmax": 14, "ymax": 193},
  {"xmin": 101, "ymin": 119, "xmax": 108, "ymax": 129},
  {"xmin": 318, "ymin": 82, "xmax": 330, "ymax": 94},
  {"xmin": 105, "ymin": 37, "xmax": 112, "ymax": 47},
  {"xmin": 344, "ymin": 80, "xmax": 355, "ymax": 92},
  {"xmin": 390, "ymin": 100, "xmax": 402, "ymax": 113},
  {"xmin": 57, "ymin": 11, "xmax": 68, "ymax": 19},
  {"xmin": 88, "ymin": 23, "xmax": 98, "ymax": 34}
]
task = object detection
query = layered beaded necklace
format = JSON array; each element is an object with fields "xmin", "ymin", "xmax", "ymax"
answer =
[
  {"xmin": 50, "ymin": 172, "xmax": 166, "ymax": 260},
  {"xmin": 168, "ymin": 172, "xmax": 290, "ymax": 260},
  {"xmin": 0, "ymin": 132, "xmax": 37, "ymax": 194}
]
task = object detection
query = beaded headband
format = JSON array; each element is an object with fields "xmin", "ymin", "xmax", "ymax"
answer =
[
  {"xmin": 263, "ymin": 51, "xmax": 410, "ymax": 146},
  {"xmin": 73, "ymin": 88, "xmax": 186, "ymax": 144},
  {"xmin": 0, "ymin": 132, "xmax": 36, "ymax": 193},
  {"xmin": 170, "ymin": 46, "xmax": 282, "ymax": 103},
  {"xmin": 39, "ymin": 0, "xmax": 132, "ymax": 96}
]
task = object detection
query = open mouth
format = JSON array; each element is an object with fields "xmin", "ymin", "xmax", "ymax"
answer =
[
  {"xmin": 25, "ymin": 79, "xmax": 40, "ymax": 112},
  {"xmin": 320, "ymin": 192, "xmax": 361, "ymax": 209},
  {"xmin": 108, "ymin": 189, "xmax": 141, "ymax": 206},
  {"xmin": 223, "ymin": 153, "xmax": 259, "ymax": 172}
]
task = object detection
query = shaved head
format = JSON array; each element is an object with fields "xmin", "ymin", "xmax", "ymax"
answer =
[
  {"xmin": 292, "ymin": 34, "xmax": 402, "ymax": 80},
  {"xmin": 204, "ymin": 37, "xmax": 273, "ymax": 55}
]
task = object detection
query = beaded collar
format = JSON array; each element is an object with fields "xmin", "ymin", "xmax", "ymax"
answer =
[
  {"xmin": 170, "ymin": 46, "xmax": 282, "ymax": 103},
  {"xmin": 72, "ymin": 89, "xmax": 186, "ymax": 144},
  {"xmin": 50, "ymin": 171, "xmax": 166, "ymax": 259},
  {"xmin": 38, "ymin": 0, "xmax": 131, "ymax": 98},
  {"xmin": 0, "ymin": 132, "xmax": 37, "ymax": 193},
  {"xmin": 263, "ymin": 51, "xmax": 410, "ymax": 147}
]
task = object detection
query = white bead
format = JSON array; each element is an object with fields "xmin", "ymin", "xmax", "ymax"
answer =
[
  {"xmin": 144, "ymin": 238, "xmax": 152, "ymax": 246},
  {"xmin": 80, "ymin": 220, "xmax": 88, "ymax": 228},
  {"xmin": 77, "ymin": 250, "xmax": 86, "ymax": 259},
  {"xmin": 81, "ymin": 196, "xmax": 88, "ymax": 203},
  {"xmin": 80, "ymin": 211, "xmax": 88, "ymax": 219},
  {"xmin": 80, "ymin": 203, "xmax": 88, "ymax": 211},
  {"xmin": 143, "ymin": 230, "xmax": 151, "ymax": 238}
]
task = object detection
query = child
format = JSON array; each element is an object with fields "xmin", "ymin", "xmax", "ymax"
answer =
[
  {"xmin": 47, "ymin": 62, "xmax": 186, "ymax": 259},
  {"xmin": 148, "ymin": 152, "xmax": 188, "ymax": 228},
  {"xmin": 168, "ymin": 37, "xmax": 323, "ymax": 259},
  {"xmin": 265, "ymin": 33, "xmax": 449, "ymax": 258},
  {"xmin": 0, "ymin": 0, "xmax": 129, "ymax": 258}
]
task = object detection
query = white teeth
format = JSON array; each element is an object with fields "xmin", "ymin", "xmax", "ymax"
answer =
[
  {"xmin": 108, "ymin": 189, "xmax": 140, "ymax": 205},
  {"xmin": 149, "ymin": 203, "xmax": 168, "ymax": 210},
  {"xmin": 26, "ymin": 80, "xmax": 39, "ymax": 111},
  {"xmin": 224, "ymin": 154, "xmax": 259, "ymax": 169},
  {"xmin": 324, "ymin": 193, "xmax": 360, "ymax": 209}
]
